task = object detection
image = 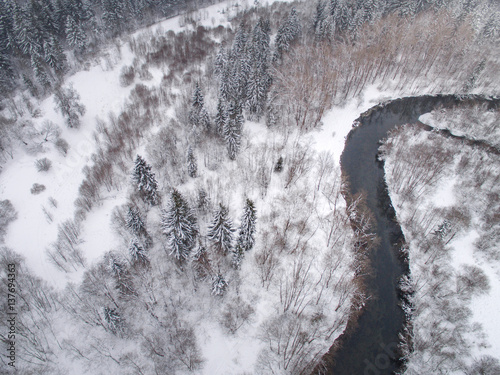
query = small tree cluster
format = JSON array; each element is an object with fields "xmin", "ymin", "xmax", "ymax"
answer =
[
  {"xmin": 30, "ymin": 183, "xmax": 46, "ymax": 195},
  {"xmin": 273, "ymin": 8, "xmax": 301, "ymax": 63}
]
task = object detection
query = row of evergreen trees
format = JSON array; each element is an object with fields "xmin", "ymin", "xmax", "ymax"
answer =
[
  {"xmin": 131, "ymin": 154, "xmax": 256, "ymax": 284},
  {"xmin": 160, "ymin": 189, "xmax": 257, "ymax": 270}
]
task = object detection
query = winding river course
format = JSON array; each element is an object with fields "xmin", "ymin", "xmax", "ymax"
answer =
[{"xmin": 322, "ymin": 95, "xmax": 500, "ymax": 375}]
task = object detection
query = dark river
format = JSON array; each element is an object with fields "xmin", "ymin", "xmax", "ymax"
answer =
[{"xmin": 322, "ymin": 95, "xmax": 500, "ymax": 375}]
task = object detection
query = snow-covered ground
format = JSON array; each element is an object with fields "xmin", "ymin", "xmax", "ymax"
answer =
[
  {"xmin": 381, "ymin": 113, "xmax": 500, "ymax": 373},
  {"xmin": 0, "ymin": 1, "xmax": 360, "ymax": 374},
  {"xmin": 0, "ymin": 0, "xmax": 288, "ymax": 288}
]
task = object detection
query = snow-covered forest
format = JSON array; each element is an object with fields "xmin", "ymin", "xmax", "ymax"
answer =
[
  {"xmin": 381, "ymin": 104, "xmax": 500, "ymax": 374},
  {"xmin": 0, "ymin": 0, "xmax": 499, "ymax": 374}
]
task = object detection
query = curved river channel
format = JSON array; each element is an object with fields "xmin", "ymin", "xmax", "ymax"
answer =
[{"xmin": 321, "ymin": 94, "xmax": 500, "ymax": 375}]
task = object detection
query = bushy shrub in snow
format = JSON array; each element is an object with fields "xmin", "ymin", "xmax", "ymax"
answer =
[
  {"xmin": 55, "ymin": 138, "xmax": 69, "ymax": 156},
  {"xmin": 119, "ymin": 65, "xmax": 135, "ymax": 87},
  {"xmin": 35, "ymin": 157, "xmax": 52, "ymax": 172},
  {"xmin": 30, "ymin": 183, "xmax": 46, "ymax": 195}
]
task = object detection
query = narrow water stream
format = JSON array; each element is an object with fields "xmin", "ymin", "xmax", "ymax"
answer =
[{"xmin": 323, "ymin": 95, "xmax": 499, "ymax": 375}]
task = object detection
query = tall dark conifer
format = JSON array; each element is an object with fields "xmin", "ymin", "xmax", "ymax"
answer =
[
  {"xmin": 161, "ymin": 189, "xmax": 198, "ymax": 262},
  {"xmin": 132, "ymin": 155, "xmax": 159, "ymax": 206},
  {"xmin": 215, "ymin": 96, "xmax": 227, "ymax": 138},
  {"xmin": 187, "ymin": 145, "xmax": 197, "ymax": 178},
  {"xmin": 208, "ymin": 204, "xmax": 234, "ymax": 256},
  {"xmin": 189, "ymin": 83, "xmax": 211, "ymax": 132},
  {"xmin": 236, "ymin": 199, "xmax": 257, "ymax": 252},
  {"xmin": 223, "ymin": 101, "xmax": 243, "ymax": 160}
]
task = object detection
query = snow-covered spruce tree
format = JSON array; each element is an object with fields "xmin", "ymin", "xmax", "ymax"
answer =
[
  {"xmin": 0, "ymin": 1, "xmax": 14, "ymax": 56},
  {"xmin": 189, "ymin": 83, "xmax": 211, "ymax": 133},
  {"xmin": 161, "ymin": 189, "xmax": 198, "ymax": 262},
  {"xmin": 273, "ymin": 8, "xmax": 301, "ymax": 62},
  {"xmin": 187, "ymin": 145, "xmax": 197, "ymax": 178},
  {"xmin": 32, "ymin": 55, "xmax": 51, "ymax": 89},
  {"xmin": 106, "ymin": 252, "xmax": 126, "ymax": 279},
  {"xmin": 132, "ymin": 155, "xmax": 159, "ymax": 205},
  {"xmin": 105, "ymin": 251, "xmax": 135, "ymax": 296},
  {"xmin": 215, "ymin": 96, "xmax": 228, "ymax": 138},
  {"xmin": 65, "ymin": 15, "xmax": 87, "ymax": 51},
  {"xmin": 44, "ymin": 36, "xmax": 66, "ymax": 72},
  {"xmin": 199, "ymin": 107, "xmax": 211, "ymax": 133},
  {"xmin": 129, "ymin": 237, "xmax": 149, "ymax": 266},
  {"xmin": 237, "ymin": 198, "xmax": 257, "ymax": 252},
  {"xmin": 232, "ymin": 199, "xmax": 257, "ymax": 269},
  {"xmin": 462, "ymin": 59, "xmax": 485, "ymax": 94},
  {"xmin": 104, "ymin": 307, "xmax": 123, "ymax": 335},
  {"xmin": 214, "ymin": 44, "xmax": 228, "ymax": 78},
  {"xmin": 13, "ymin": 4, "xmax": 40, "ymax": 57},
  {"xmin": 211, "ymin": 272, "xmax": 228, "ymax": 296},
  {"xmin": 313, "ymin": 0, "xmax": 329, "ymax": 39},
  {"xmin": 0, "ymin": 52, "xmax": 13, "ymax": 90},
  {"xmin": 219, "ymin": 64, "xmax": 235, "ymax": 103},
  {"xmin": 101, "ymin": 0, "xmax": 127, "ymax": 36},
  {"xmin": 266, "ymin": 99, "xmax": 278, "ymax": 128},
  {"xmin": 53, "ymin": 84, "xmax": 86, "ymax": 128},
  {"xmin": 191, "ymin": 83, "xmax": 204, "ymax": 113},
  {"xmin": 233, "ymin": 23, "xmax": 248, "ymax": 60},
  {"xmin": 208, "ymin": 203, "xmax": 235, "ymax": 256},
  {"xmin": 223, "ymin": 101, "xmax": 243, "ymax": 160},
  {"xmin": 126, "ymin": 206, "xmax": 146, "ymax": 236}
]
